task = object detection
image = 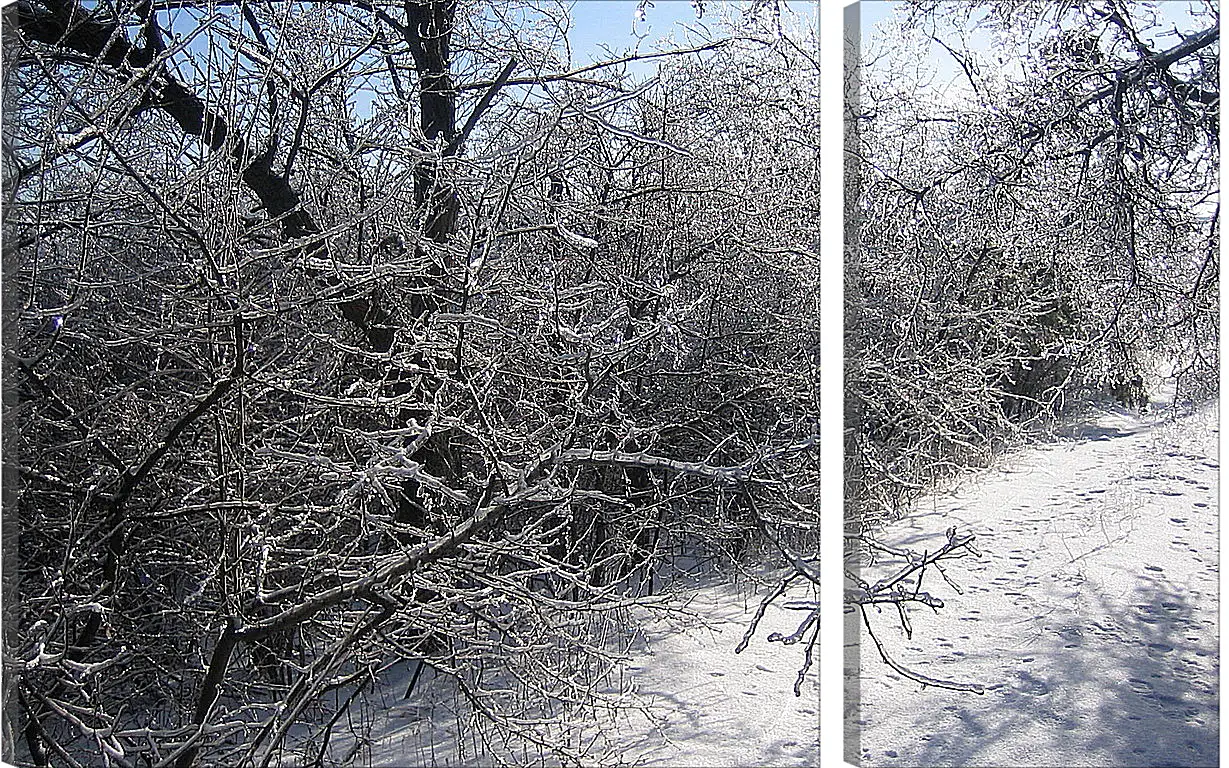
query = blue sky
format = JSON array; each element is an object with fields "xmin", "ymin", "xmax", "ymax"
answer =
[
  {"xmin": 563, "ymin": 0, "xmax": 720, "ymax": 82},
  {"xmin": 564, "ymin": 0, "xmax": 818, "ymax": 80},
  {"xmin": 567, "ymin": 0, "xmax": 706, "ymax": 63}
]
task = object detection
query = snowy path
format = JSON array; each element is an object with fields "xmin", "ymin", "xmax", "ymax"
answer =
[
  {"xmin": 849, "ymin": 401, "xmax": 1219, "ymax": 767},
  {"xmin": 328, "ymin": 570, "xmax": 819, "ymax": 767},
  {"xmin": 604, "ymin": 577, "xmax": 820, "ymax": 767}
]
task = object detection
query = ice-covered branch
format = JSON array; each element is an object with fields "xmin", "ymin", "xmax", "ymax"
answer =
[{"xmin": 553, "ymin": 448, "xmax": 751, "ymax": 483}]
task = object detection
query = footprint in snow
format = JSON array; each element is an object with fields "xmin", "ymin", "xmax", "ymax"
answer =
[{"xmin": 1014, "ymin": 670, "xmax": 1051, "ymax": 696}]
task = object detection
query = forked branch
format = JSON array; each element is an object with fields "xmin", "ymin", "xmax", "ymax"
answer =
[{"xmin": 847, "ymin": 527, "xmax": 985, "ymax": 693}]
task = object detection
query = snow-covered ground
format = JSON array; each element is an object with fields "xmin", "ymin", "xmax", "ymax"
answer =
[
  {"xmin": 848, "ymin": 397, "xmax": 1219, "ymax": 767},
  {"xmin": 322, "ymin": 567, "xmax": 819, "ymax": 767},
  {"xmin": 601, "ymin": 576, "xmax": 820, "ymax": 766}
]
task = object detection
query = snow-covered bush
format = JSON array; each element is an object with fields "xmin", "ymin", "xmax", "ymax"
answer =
[{"xmin": 847, "ymin": 0, "xmax": 1218, "ymax": 531}]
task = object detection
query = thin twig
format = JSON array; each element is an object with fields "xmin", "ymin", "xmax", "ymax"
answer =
[{"xmin": 859, "ymin": 605, "xmax": 984, "ymax": 694}]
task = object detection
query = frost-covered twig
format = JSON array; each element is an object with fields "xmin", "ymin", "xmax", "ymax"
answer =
[
  {"xmin": 857, "ymin": 604, "xmax": 984, "ymax": 694},
  {"xmin": 553, "ymin": 447, "xmax": 751, "ymax": 483},
  {"xmin": 847, "ymin": 527, "xmax": 985, "ymax": 693}
]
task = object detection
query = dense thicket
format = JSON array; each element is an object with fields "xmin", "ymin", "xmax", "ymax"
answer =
[{"xmin": 1, "ymin": 2, "xmax": 817, "ymax": 765}]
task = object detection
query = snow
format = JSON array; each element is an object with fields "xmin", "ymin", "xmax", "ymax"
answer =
[
  {"xmin": 557, "ymin": 225, "xmax": 599, "ymax": 252},
  {"xmin": 318, "ymin": 568, "xmax": 819, "ymax": 767},
  {"xmin": 601, "ymin": 576, "xmax": 820, "ymax": 766},
  {"xmin": 849, "ymin": 395, "xmax": 1219, "ymax": 767},
  {"xmin": 275, "ymin": 392, "xmax": 1215, "ymax": 768}
]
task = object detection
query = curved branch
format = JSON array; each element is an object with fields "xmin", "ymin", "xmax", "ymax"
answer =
[{"xmin": 858, "ymin": 603, "xmax": 985, "ymax": 694}]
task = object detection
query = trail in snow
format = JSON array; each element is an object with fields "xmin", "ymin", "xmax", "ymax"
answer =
[
  {"xmin": 325, "ymin": 568, "xmax": 818, "ymax": 767},
  {"xmin": 849, "ymin": 399, "xmax": 1219, "ymax": 767},
  {"xmin": 602, "ymin": 575, "xmax": 820, "ymax": 767}
]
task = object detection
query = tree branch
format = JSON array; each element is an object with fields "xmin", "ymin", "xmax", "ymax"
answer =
[
  {"xmin": 455, "ymin": 39, "xmax": 731, "ymax": 92},
  {"xmin": 858, "ymin": 604, "xmax": 985, "ymax": 694},
  {"xmin": 14, "ymin": 0, "xmax": 401, "ymax": 352},
  {"xmin": 446, "ymin": 56, "xmax": 517, "ymax": 157}
]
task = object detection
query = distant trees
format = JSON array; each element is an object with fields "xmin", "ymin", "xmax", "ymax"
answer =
[{"xmin": 3, "ymin": 1, "xmax": 817, "ymax": 765}]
